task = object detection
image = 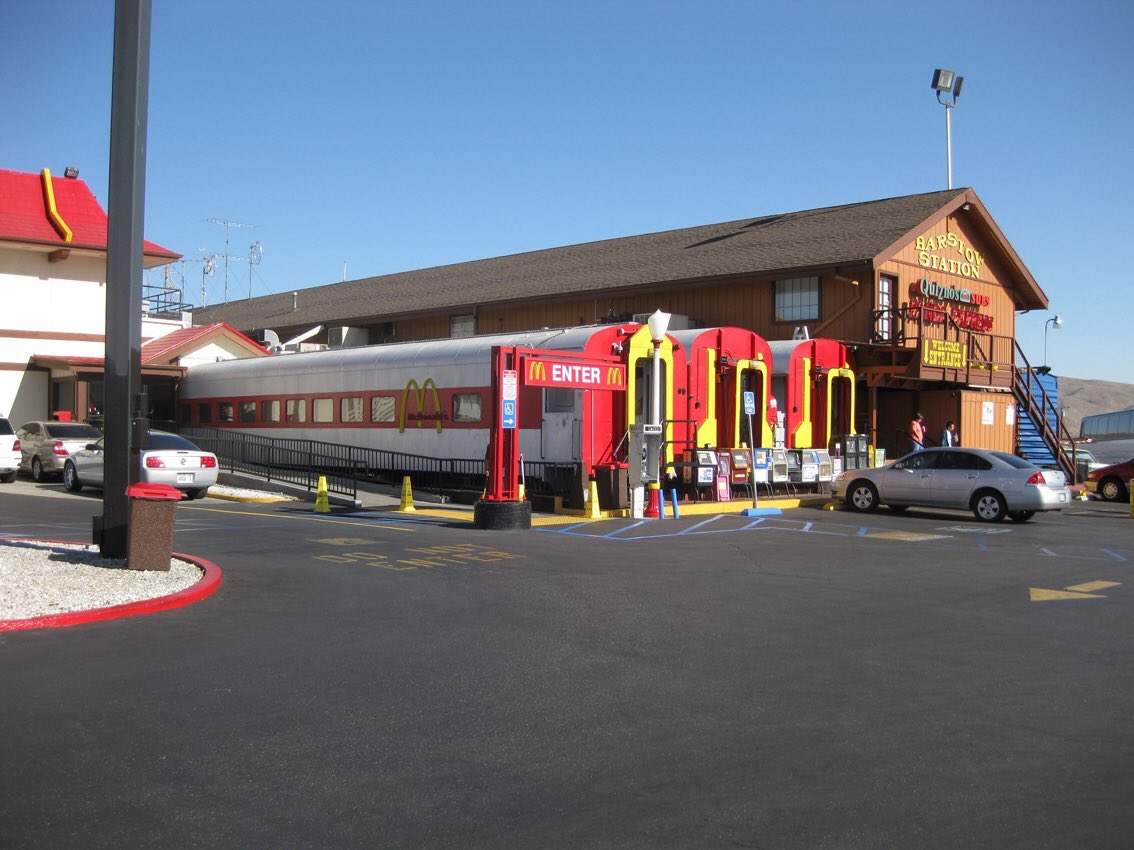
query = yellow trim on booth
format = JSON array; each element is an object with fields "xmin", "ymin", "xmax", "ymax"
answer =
[
  {"xmin": 731, "ymin": 358, "xmax": 773, "ymax": 447},
  {"xmin": 824, "ymin": 366, "xmax": 856, "ymax": 442},
  {"xmin": 626, "ymin": 325, "xmax": 675, "ymax": 466},
  {"xmin": 696, "ymin": 347, "xmax": 718, "ymax": 448},
  {"xmin": 795, "ymin": 356, "xmax": 813, "ymax": 447}
]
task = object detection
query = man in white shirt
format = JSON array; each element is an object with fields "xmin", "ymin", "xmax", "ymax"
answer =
[{"xmin": 940, "ymin": 420, "xmax": 958, "ymax": 447}]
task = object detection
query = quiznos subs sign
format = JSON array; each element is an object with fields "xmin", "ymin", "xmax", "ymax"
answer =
[{"xmin": 526, "ymin": 359, "xmax": 626, "ymax": 390}]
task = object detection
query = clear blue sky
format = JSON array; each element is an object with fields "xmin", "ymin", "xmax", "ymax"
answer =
[{"xmin": 5, "ymin": 0, "xmax": 1131, "ymax": 384}]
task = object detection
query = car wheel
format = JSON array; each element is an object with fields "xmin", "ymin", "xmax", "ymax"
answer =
[
  {"xmin": 847, "ymin": 480, "xmax": 879, "ymax": 512},
  {"xmin": 972, "ymin": 489, "xmax": 1007, "ymax": 522},
  {"xmin": 1, "ymin": 470, "xmax": 16, "ymax": 484},
  {"xmin": 31, "ymin": 457, "xmax": 44, "ymax": 481},
  {"xmin": 1008, "ymin": 510, "xmax": 1035, "ymax": 523},
  {"xmin": 185, "ymin": 488, "xmax": 208, "ymax": 501},
  {"xmin": 1098, "ymin": 477, "xmax": 1127, "ymax": 502},
  {"xmin": 63, "ymin": 461, "xmax": 83, "ymax": 492}
]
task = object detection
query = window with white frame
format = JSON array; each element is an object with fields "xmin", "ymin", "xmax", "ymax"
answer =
[
  {"xmin": 774, "ymin": 276, "xmax": 819, "ymax": 322},
  {"xmin": 876, "ymin": 275, "xmax": 895, "ymax": 342}
]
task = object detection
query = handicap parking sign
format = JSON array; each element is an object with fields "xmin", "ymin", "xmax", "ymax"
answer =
[
  {"xmin": 502, "ymin": 399, "xmax": 517, "ymax": 429},
  {"xmin": 743, "ymin": 391, "xmax": 756, "ymax": 416}
]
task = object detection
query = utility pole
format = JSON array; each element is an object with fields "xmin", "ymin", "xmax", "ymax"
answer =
[{"xmin": 100, "ymin": 0, "xmax": 151, "ymax": 557}]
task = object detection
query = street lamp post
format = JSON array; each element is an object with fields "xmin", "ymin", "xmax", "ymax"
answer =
[
  {"xmin": 931, "ymin": 69, "xmax": 965, "ymax": 189},
  {"xmin": 1044, "ymin": 315, "xmax": 1063, "ymax": 367},
  {"xmin": 644, "ymin": 309, "xmax": 671, "ymax": 519}
]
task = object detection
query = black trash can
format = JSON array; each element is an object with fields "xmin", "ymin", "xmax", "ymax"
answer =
[
  {"xmin": 126, "ymin": 483, "xmax": 181, "ymax": 571},
  {"xmin": 595, "ymin": 462, "xmax": 630, "ymax": 510}
]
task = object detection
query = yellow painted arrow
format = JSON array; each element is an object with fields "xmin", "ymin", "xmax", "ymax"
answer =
[
  {"xmin": 1066, "ymin": 581, "xmax": 1121, "ymax": 593},
  {"xmin": 1030, "ymin": 588, "xmax": 1105, "ymax": 601},
  {"xmin": 1029, "ymin": 581, "xmax": 1121, "ymax": 601}
]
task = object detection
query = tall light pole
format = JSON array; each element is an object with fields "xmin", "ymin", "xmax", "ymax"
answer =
[
  {"xmin": 644, "ymin": 309, "xmax": 671, "ymax": 519},
  {"xmin": 931, "ymin": 69, "xmax": 964, "ymax": 189},
  {"xmin": 1044, "ymin": 315, "xmax": 1063, "ymax": 367}
]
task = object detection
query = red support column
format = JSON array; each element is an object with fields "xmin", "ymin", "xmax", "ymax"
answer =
[{"xmin": 486, "ymin": 346, "xmax": 520, "ymax": 502}]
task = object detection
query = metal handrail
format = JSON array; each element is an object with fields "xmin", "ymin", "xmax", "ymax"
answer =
[
  {"xmin": 181, "ymin": 426, "xmax": 580, "ymax": 501},
  {"xmin": 1011, "ymin": 343, "xmax": 1078, "ymax": 482}
]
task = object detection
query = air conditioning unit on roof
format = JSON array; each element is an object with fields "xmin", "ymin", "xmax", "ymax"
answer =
[{"xmin": 631, "ymin": 313, "xmax": 694, "ymax": 331}]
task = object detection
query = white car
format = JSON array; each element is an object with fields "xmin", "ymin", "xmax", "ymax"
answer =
[
  {"xmin": 63, "ymin": 430, "xmax": 218, "ymax": 500},
  {"xmin": 0, "ymin": 417, "xmax": 19, "ymax": 483},
  {"xmin": 832, "ymin": 447, "xmax": 1070, "ymax": 522}
]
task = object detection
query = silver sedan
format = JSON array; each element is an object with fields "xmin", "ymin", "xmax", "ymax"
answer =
[
  {"xmin": 63, "ymin": 430, "xmax": 219, "ymax": 500},
  {"xmin": 831, "ymin": 447, "xmax": 1070, "ymax": 522},
  {"xmin": 16, "ymin": 420, "xmax": 105, "ymax": 480}
]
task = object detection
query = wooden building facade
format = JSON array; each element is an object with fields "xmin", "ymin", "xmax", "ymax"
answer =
[{"xmin": 190, "ymin": 188, "xmax": 1057, "ymax": 463}]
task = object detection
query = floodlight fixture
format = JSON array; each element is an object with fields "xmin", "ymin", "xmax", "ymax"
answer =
[
  {"xmin": 931, "ymin": 69, "xmax": 954, "ymax": 92},
  {"xmin": 931, "ymin": 68, "xmax": 965, "ymax": 188}
]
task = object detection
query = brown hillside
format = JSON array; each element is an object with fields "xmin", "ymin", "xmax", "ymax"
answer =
[{"xmin": 1055, "ymin": 376, "xmax": 1134, "ymax": 437}]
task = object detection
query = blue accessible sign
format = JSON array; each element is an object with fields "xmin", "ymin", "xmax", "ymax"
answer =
[
  {"xmin": 743, "ymin": 391, "xmax": 757, "ymax": 416},
  {"xmin": 501, "ymin": 399, "xmax": 517, "ymax": 429}
]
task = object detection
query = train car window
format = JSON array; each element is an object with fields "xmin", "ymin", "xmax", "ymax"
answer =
[
  {"xmin": 197, "ymin": 403, "xmax": 212, "ymax": 424},
  {"xmin": 545, "ymin": 388, "xmax": 574, "ymax": 413},
  {"xmin": 261, "ymin": 400, "xmax": 280, "ymax": 423},
  {"xmin": 239, "ymin": 401, "xmax": 257, "ymax": 423},
  {"xmin": 218, "ymin": 402, "xmax": 234, "ymax": 422},
  {"xmin": 371, "ymin": 396, "xmax": 395, "ymax": 423},
  {"xmin": 453, "ymin": 393, "xmax": 482, "ymax": 422},
  {"xmin": 179, "ymin": 404, "xmax": 191, "ymax": 424},
  {"xmin": 286, "ymin": 399, "xmax": 306, "ymax": 423},
  {"xmin": 341, "ymin": 397, "xmax": 364, "ymax": 423},
  {"xmin": 313, "ymin": 398, "xmax": 334, "ymax": 423}
]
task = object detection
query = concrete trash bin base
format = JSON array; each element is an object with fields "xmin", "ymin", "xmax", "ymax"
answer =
[{"xmin": 126, "ymin": 483, "xmax": 181, "ymax": 571}]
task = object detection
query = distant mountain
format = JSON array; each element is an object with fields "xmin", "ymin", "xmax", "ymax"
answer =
[{"xmin": 1055, "ymin": 376, "xmax": 1134, "ymax": 437}]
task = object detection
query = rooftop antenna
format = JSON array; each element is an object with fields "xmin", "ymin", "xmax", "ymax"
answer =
[
  {"xmin": 247, "ymin": 240, "xmax": 263, "ymax": 300},
  {"xmin": 197, "ymin": 251, "xmax": 218, "ymax": 306},
  {"xmin": 206, "ymin": 218, "xmax": 255, "ymax": 303}
]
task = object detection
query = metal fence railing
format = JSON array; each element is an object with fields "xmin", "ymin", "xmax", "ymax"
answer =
[{"xmin": 182, "ymin": 427, "xmax": 581, "ymax": 503}]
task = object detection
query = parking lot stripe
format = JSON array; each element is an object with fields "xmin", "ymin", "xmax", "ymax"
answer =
[{"xmin": 182, "ymin": 505, "xmax": 415, "ymax": 531}]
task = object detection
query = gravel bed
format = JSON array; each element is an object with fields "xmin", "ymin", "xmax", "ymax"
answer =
[{"xmin": 0, "ymin": 540, "xmax": 202, "ymax": 621}]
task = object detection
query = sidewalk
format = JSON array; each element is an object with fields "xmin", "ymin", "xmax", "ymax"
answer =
[{"xmin": 215, "ymin": 471, "xmax": 828, "ymax": 518}]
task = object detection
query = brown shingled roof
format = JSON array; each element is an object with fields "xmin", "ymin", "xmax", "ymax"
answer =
[{"xmin": 191, "ymin": 188, "xmax": 1044, "ymax": 331}]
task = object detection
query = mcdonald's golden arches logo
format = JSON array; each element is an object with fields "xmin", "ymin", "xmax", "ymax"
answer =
[
  {"xmin": 399, "ymin": 377, "xmax": 444, "ymax": 433},
  {"xmin": 606, "ymin": 366, "xmax": 623, "ymax": 386},
  {"xmin": 528, "ymin": 360, "xmax": 547, "ymax": 383}
]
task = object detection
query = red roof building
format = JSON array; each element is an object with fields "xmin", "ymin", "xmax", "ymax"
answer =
[
  {"xmin": 1, "ymin": 165, "xmax": 193, "ymax": 425},
  {"xmin": 0, "ymin": 167, "xmax": 178, "ymax": 264}
]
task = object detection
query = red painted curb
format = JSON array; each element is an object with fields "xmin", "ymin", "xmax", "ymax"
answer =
[{"xmin": 0, "ymin": 545, "xmax": 222, "ymax": 632}]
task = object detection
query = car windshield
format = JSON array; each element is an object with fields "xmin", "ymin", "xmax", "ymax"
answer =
[
  {"xmin": 990, "ymin": 451, "xmax": 1037, "ymax": 469},
  {"xmin": 44, "ymin": 423, "xmax": 103, "ymax": 439},
  {"xmin": 144, "ymin": 432, "xmax": 201, "ymax": 451}
]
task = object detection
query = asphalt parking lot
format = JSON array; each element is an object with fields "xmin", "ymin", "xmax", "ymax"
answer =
[{"xmin": 2, "ymin": 479, "xmax": 1133, "ymax": 848}]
